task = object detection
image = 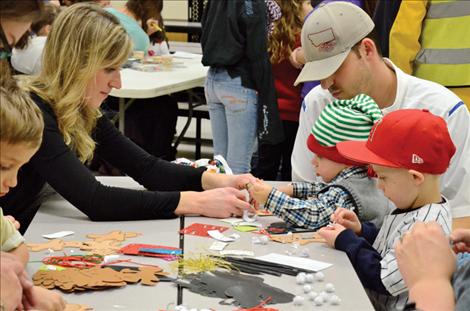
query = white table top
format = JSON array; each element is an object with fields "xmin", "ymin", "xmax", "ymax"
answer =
[
  {"xmin": 110, "ymin": 55, "xmax": 207, "ymax": 99},
  {"xmin": 25, "ymin": 177, "xmax": 374, "ymax": 310}
]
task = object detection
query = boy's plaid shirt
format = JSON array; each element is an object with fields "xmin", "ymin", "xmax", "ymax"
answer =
[{"xmin": 264, "ymin": 166, "xmax": 368, "ymax": 229}]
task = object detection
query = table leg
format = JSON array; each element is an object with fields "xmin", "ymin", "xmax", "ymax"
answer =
[{"xmin": 119, "ymin": 97, "xmax": 125, "ymax": 133}]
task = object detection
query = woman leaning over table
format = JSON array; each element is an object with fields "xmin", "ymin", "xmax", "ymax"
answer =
[{"xmin": 0, "ymin": 3, "xmax": 254, "ymax": 234}]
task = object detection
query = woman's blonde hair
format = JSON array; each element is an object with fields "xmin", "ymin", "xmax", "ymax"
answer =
[
  {"xmin": 268, "ymin": 0, "xmax": 305, "ymax": 64},
  {"xmin": 25, "ymin": 3, "xmax": 133, "ymax": 163},
  {"xmin": 0, "ymin": 81, "xmax": 44, "ymax": 149}
]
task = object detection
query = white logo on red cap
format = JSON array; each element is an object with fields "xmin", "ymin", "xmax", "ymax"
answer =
[
  {"xmin": 412, "ymin": 154, "xmax": 424, "ymax": 164},
  {"xmin": 307, "ymin": 28, "xmax": 337, "ymax": 53}
]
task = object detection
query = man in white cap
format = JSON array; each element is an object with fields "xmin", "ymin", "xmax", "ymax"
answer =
[{"xmin": 291, "ymin": 1, "xmax": 470, "ymax": 220}]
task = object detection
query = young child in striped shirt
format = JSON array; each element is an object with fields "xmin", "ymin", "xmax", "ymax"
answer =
[
  {"xmin": 248, "ymin": 94, "xmax": 392, "ymax": 230},
  {"xmin": 319, "ymin": 109, "xmax": 456, "ymax": 311}
]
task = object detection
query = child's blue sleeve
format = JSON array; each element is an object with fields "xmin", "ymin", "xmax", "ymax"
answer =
[
  {"xmin": 335, "ymin": 229, "xmax": 390, "ymax": 295},
  {"xmin": 361, "ymin": 222, "xmax": 380, "ymax": 244}
]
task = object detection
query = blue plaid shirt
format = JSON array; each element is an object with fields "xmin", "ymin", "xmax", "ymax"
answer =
[{"xmin": 264, "ymin": 166, "xmax": 368, "ymax": 229}]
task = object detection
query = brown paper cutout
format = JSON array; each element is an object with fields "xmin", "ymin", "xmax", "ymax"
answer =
[
  {"xmin": 27, "ymin": 239, "xmax": 65, "ymax": 252},
  {"xmin": 27, "ymin": 231, "xmax": 140, "ymax": 256},
  {"xmin": 65, "ymin": 304, "xmax": 93, "ymax": 311},
  {"xmin": 270, "ymin": 233, "xmax": 326, "ymax": 245},
  {"xmin": 86, "ymin": 231, "xmax": 140, "ymax": 242},
  {"xmin": 33, "ymin": 266, "xmax": 167, "ymax": 292}
]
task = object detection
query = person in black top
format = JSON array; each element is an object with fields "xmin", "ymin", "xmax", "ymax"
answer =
[
  {"xmin": 0, "ymin": 3, "xmax": 255, "ymax": 233},
  {"xmin": 201, "ymin": 0, "xmax": 284, "ymax": 174}
]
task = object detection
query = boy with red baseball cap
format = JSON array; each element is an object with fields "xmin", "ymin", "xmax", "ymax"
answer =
[
  {"xmin": 247, "ymin": 94, "xmax": 392, "ymax": 230},
  {"xmin": 319, "ymin": 109, "xmax": 456, "ymax": 311}
]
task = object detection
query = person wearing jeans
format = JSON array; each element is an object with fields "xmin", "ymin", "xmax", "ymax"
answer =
[{"xmin": 205, "ymin": 68, "xmax": 258, "ymax": 174}]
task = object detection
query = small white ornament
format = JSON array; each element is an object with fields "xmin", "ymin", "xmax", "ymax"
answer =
[
  {"xmin": 315, "ymin": 271, "xmax": 325, "ymax": 281},
  {"xmin": 329, "ymin": 294, "xmax": 341, "ymax": 305},
  {"xmin": 325, "ymin": 282, "xmax": 335, "ymax": 293},
  {"xmin": 296, "ymin": 272, "xmax": 307, "ymax": 284},
  {"xmin": 314, "ymin": 295, "xmax": 324, "ymax": 306},
  {"xmin": 308, "ymin": 291, "xmax": 318, "ymax": 301},
  {"xmin": 303, "ymin": 284, "xmax": 312, "ymax": 293},
  {"xmin": 293, "ymin": 295, "xmax": 305, "ymax": 306},
  {"xmin": 319, "ymin": 291, "xmax": 329, "ymax": 302},
  {"xmin": 305, "ymin": 273, "xmax": 315, "ymax": 283}
]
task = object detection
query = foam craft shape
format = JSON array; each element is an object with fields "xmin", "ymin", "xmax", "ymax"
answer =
[
  {"xmin": 33, "ymin": 266, "xmax": 168, "ymax": 292},
  {"xmin": 270, "ymin": 233, "xmax": 326, "ymax": 245},
  {"xmin": 119, "ymin": 244, "xmax": 180, "ymax": 261},
  {"xmin": 65, "ymin": 304, "xmax": 93, "ymax": 311},
  {"xmin": 256, "ymin": 209, "xmax": 273, "ymax": 216},
  {"xmin": 28, "ymin": 239, "xmax": 65, "ymax": 252},
  {"xmin": 180, "ymin": 223, "xmax": 229, "ymax": 237},
  {"xmin": 27, "ymin": 230, "xmax": 141, "ymax": 256},
  {"xmin": 86, "ymin": 231, "xmax": 140, "ymax": 242}
]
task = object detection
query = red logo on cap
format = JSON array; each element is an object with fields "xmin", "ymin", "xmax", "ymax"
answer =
[{"xmin": 307, "ymin": 28, "xmax": 337, "ymax": 53}]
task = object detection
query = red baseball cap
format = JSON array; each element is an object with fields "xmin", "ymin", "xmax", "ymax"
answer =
[
  {"xmin": 307, "ymin": 134, "xmax": 364, "ymax": 166},
  {"xmin": 336, "ymin": 109, "xmax": 456, "ymax": 174}
]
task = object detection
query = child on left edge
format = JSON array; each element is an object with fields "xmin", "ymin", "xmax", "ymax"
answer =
[{"xmin": 0, "ymin": 83, "xmax": 66, "ymax": 311}]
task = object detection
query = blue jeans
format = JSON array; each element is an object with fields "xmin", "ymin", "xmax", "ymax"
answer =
[{"xmin": 205, "ymin": 68, "xmax": 258, "ymax": 174}]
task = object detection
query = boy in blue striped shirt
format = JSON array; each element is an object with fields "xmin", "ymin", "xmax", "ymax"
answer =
[{"xmin": 319, "ymin": 109, "xmax": 456, "ymax": 311}]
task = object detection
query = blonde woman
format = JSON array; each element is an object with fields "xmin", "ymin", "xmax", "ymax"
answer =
[{"xmin": 0, "ymin": 4, "xmax": 254, "ymax": 232}]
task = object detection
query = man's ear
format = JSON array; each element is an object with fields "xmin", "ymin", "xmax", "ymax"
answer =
[
  {"xmin": 408, "ymin": 169, "xmax": 425, "ymax": 186},
  {"xmin": 360, "ymin": 38, "xmax": 377, "ymax": 57}
]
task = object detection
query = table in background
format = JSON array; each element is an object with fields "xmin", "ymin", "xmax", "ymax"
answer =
[
  {"xmin": 110, "ymin": 55, "xmax": 208, "ymax": 150},
  {"xmin": 25, "ymin": 177, "xmax": 374, "ymax": 310}
]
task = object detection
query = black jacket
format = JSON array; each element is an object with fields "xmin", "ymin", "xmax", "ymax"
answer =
[
  {"xmin": 201, "ymin": 0, "xmax": 284, "ymax": 144},
  {"xmin": 0, "ymin": 94, "xmax": 205, "ymax": 233}
]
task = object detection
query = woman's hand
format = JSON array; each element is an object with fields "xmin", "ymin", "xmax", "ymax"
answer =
[{"xmin": 176, "ymin": 188, "xmax": 252, "ymax": 218}]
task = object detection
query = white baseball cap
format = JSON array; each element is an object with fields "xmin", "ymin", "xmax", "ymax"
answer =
[{"xmin": 294, "ymin": 2, "xmax": 374, "ymax": 86}]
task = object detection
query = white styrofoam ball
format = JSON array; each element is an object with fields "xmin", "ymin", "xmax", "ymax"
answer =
[
  {"xmin": 330, "ymin": 294, "xmax": 341, "ymax": 305},
  {"xmin": 319, "ymin": 291, "xmax": 329, "ymax": 302},
  {"xmin": 296, "ymin": 272, "xmax": 307, "ymax": 284},
  {"xmin": 315, "ymin": 271, "xmax": 325, "ymax": 281},
  {"xmin": 305, "ymin": 273, "xmax": 315, "ymax": 283},
  {"xmin": 325, "ymin": 282, "xmax": 335, "ymax": 293},
  {"xmin": 293, "ymin": 295, "xmax": 305, "ymax": 306},
  {"xmin": 308, "ymin": 291, "xmax": 318, "ymax": 301},
  {"xmin": 303, "ymin": 284, "xmax": 312, "ymax": 293},
  {"xmin": 314, "ymin": 295, "xmax": 324, "ymax": 306}
]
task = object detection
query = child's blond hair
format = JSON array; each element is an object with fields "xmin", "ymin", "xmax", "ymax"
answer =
[{"xmin": 0, "ymin": 82, "xmax": 44, "ymax": 148}]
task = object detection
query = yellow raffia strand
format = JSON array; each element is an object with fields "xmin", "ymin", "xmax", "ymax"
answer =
[{"xmin": 170, "ymin": 254, "xmax": 233, "ymax": 275}]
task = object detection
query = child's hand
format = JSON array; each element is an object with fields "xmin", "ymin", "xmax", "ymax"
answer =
[
  {"xmin": 246, "ymin": 179, "xmax": 273, "ymax": 205},
  {"xmin": 29, "ymin": 286, "xmax": 66, "ymax": 311},
  {"xmin": 331, "ymin": 208, "xmax": 361, "ymax": 235},
  {"xmin": 4, "ymin": 215, "xmax": 20, "ymax": 230},
  {"xmin": 318, "ymin": 223, "xmax": 347, "ymax": 248}
]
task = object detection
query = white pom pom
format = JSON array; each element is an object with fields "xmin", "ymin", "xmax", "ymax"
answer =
[
  {"xmin": 296, "ymin": 272, "xmax": 307, "ymax": 284},
  {"xmin": 330, "ymin": 294, "xmax": 341, "ymax": 305},
  {"xmin": 303, "ymin": 284, "xmax": 312, "ymax": 293},
  {"xmin": 293, "ymin": 295, "xmax": 305, "ymax": 306},
  {"xmin": 325, "ymin": 282, "xmax": 335, "ymax": 293},
  {"xmin": 308, "ymin": 291, "xmax": 318, "ymax": 301},
  {"xmin": 305, "ymin": 273, "xmax": 315, "ymax": 283},
  {"xmin": 314, "ymin": 295, "xmax": 324, "ymax": 306},
  {"xmin": 315, "ymin": 271, "xmax": 325, "ymax": 281}
]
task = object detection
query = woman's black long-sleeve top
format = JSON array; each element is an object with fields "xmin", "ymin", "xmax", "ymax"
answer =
[{"xmin": 0, "ymin": 94, "xmax": 205, "ymax": 233}]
